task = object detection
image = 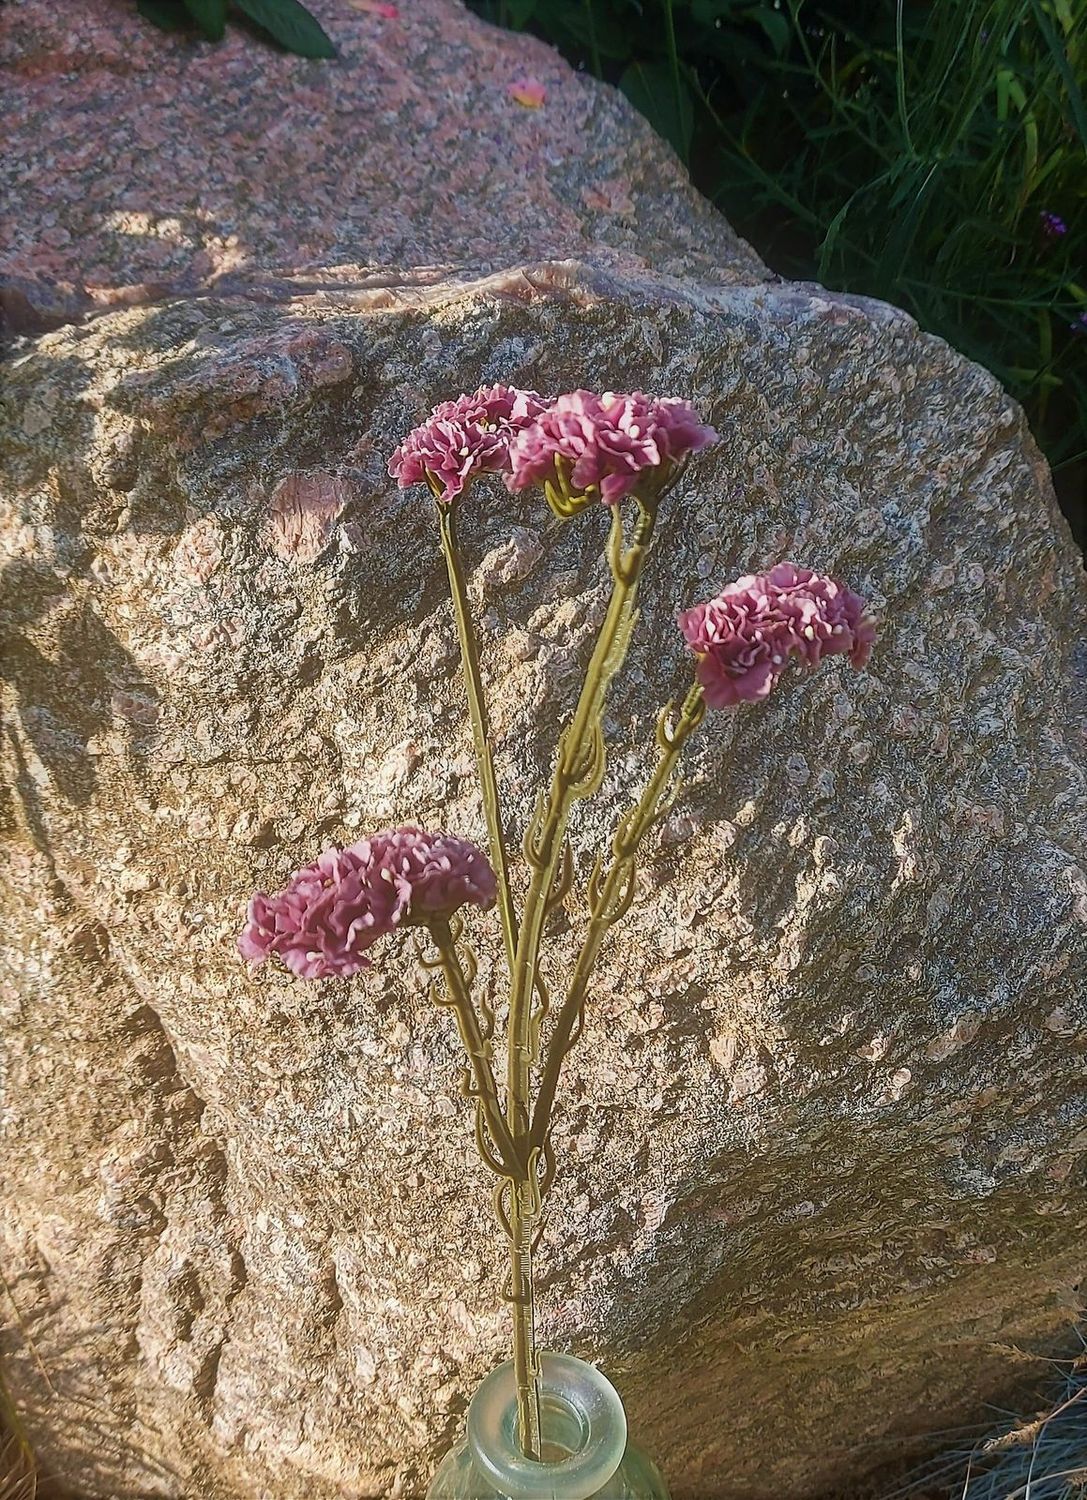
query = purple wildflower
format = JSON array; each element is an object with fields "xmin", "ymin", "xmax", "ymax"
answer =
[
  {"xmin": 238, "ymin": 842, "xmax": 411, "ymax": 979},
  {"xmin": 364, "ymin": 826, "xmax": 498, "ymax": 923},
  {"xmin": 238, "ymin": 828, "xmax": 496, "ymax": 979},
  {"xmin": 1070, "ymin": 311, "xmax": 1087, "ymax": 336},
  {"xmin": 1040, "ymin": 211, "xmax": 1067, "ymax": 239},
  {"xmin": 758, "ymin": 563, "xmax": 876, "ymax": 669},
  {"xmin": 678, "ymin": 563, "xmax": 875, "ymax": 710},
  {"xmin": 388, "ymin": 384, "xmax": 549, "ymax": 504},
  {"xmin": 507, "ymin": 390, "xmax": 718, "ymax": 507}
]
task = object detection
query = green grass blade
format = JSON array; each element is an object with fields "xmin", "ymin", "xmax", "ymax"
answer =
[
  {"xmin": 1030, "ymin": 0, "xmax": 1087, "ymax": 151},
  {"xmin": 185, "ymin": 0, "xmax": 227, "ymax": 40},
  {"xmin": 232, "ymin": 0, "xmax": 337, "ymax": 57}
]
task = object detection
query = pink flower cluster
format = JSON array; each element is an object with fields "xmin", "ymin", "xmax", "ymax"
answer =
[
  {"xmin": 678, "ymin": 563, "xmax": 875, "ymax": 709},
  {"xmin": 238, "ymin": 827, "xmax": 496, "ymax": 979},
  {"xmin": 507, "ymin": 389, "xmax": 718, "ymax": 505},
  {"xmin": 388, "ymin": 384, "xmax": 548, "ymax": 505},
  {"xmin": 388, "ymin": 386, "xmax": 716, "ymax": 507}
]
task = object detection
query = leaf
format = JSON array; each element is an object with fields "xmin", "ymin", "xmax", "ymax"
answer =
[
  {"xmin": 749, "ymin": 5, "xmax": 791, "ymax": 56},
  {"xmin": 1030, "ymin": 0, "xmax": 1087, "ymax": 152},
  {"xmin": 505, "ymin": 0, "xmax": 538, "ymax": 24},
  {"xmin": 136, "ymin": 0, "xmax": 192, "ymax": 31},
  {"xmin": 543, "ymin": 0, "xmax": 634, "ymax": 63},
  {"xmin": 690, "ymin": 0, "xmax": 742, "ymax": 19},
  {"xmin": 620, "ymin": 59, "xmax": 694, "ymax": 161},
  {"xmin": 184, "ymin": 0, "xmax": 227, "ymax": 40},
  {"xmin": 232, "ymin": 0, "xmax": 337, "ymax": 57}
]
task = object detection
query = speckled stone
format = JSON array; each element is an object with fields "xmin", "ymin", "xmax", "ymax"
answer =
[
  {"xmin": 2, "ymin": 5, "xmax": 1086, "ymax": 1500},
  {"xmin": 0, "ymin": 0, "xmax": 761, "ymax": 334}
]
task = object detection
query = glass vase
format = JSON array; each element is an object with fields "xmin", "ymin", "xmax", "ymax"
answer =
[{"xmin": 426, "ymin": 1352, "xmax": 670, "ymax": 1500}]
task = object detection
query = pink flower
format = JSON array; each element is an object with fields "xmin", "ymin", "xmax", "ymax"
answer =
[
  {"xmin": 677, "ymin": 584, "xmax": 795, "ymax": 708},
  {"xmin": 759, "ymin": 563, "xmax": 876, "ymax": 669},
  {"xmin": 678, "ymin": 563, "xmax": 875, "ymax": 709},
  {"xmin": 364, "ymin": 826, "xmax": 498, "ymax": 923},
  {"xmin": 507, "ymin": 390, "xmax": 718, "ymax": 507},
  {"xmin": 388, "ymin": 385, "xmax": 549, "ymax": 504},
  {"xmin": 238, "ymin": 843, "xmax": 411, "ymax": 980},
  {"xmin": 238, "ymin": 828, "xmax": 496, "ymax": 979}
]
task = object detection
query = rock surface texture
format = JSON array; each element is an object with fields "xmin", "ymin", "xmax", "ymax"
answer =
[{"xmin": 2, "ymin": 2, "xmax": 1086, "ymax": 1499}]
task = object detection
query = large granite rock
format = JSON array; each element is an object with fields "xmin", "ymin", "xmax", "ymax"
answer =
[
  {"xmin": 2, "ymin": 3, "xmax": 1085, "ymax": 1498},
  {"xmin": 0, "ymin": 0, "xmax": 759, "ymax": 335}
]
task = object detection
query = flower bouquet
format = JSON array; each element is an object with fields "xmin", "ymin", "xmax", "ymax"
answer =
[{"xmin": 239, "ymin": 386, "xmax": 875, "ymax": 1498}]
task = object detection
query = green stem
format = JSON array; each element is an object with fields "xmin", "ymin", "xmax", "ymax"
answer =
[
  {"xmin": 500, "ymin": 499, "xmax": 658, "ymax": 1457},
  {"xmin": 507, "ymin": 1175, "xmax": 542, "ymax": 1460},
  {"xmin": 434, "ymin": 494, "xmax": 544, "ymax": 1457},
  {"xmin": 436, "ymin": 500, "xmax": 519, "ymax": 981},
  {"xmin": 429, "ymin": 919, "xmax": 523, "ymax": 1178},
  {"xmin": 529, "ymin": 682, "xmax": 705, "ymax": 1158},
  {"xmin": 895, "ymin": 0, "xmax": 915, "ymax": 159},
  {"xmin": 498, "ymin": 501, "xmax": 660, "ymax": 1456},
  {"xmin": 584, "ymin": 0, "xmax": 602, "ymax": 78},
  {"xmin": 509, "ymin": 500, "xmax": 658, "ymax": 1086},
  {"xmin": 662, "ymin": 0, "xmax": 682, "ymax": 132}
]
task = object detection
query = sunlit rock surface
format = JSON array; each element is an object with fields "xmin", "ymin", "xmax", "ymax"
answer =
[{"xmin": 2, "ymin": 2, "xmax": 1085, "ymax": 1497}]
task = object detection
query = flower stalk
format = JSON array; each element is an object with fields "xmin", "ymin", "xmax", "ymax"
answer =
[
  {"xmin": 434, "ymin": 491, "xmax": 519, "ymax": 980},
  {"xmin": 240, "ymin": 383, "xmax": 876, "ymax": 1476},
  {"xmin": 510, "ymin": 499, "xmax": 659, "ymax": 1081},
  {"xmin": 426, "ymin": 917, "xmax": 523, "ymax": 1179},
  {"xmin": 501, "ymin": 497, "xmax": 658, "ymax": 1452},
  {"xmin": 434, "ymin": 487, "xmax": 550, "ymax": 1455},
  {"xmin": 530, "ymin": 682, "xmax": 706, "ymax": 1159}
]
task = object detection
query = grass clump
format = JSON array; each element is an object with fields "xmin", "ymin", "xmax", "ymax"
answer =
[
  {"xmin": 0, "ymin": 1384, "xmax": 35, "ymax": 1500},
  {"xmin": 888, "ymin": 1342, "xmax": 1087, "ymax": 1499},
  {"xmin": 473, "ymin": 0, "xmax": 1087, "ymax": 544}
]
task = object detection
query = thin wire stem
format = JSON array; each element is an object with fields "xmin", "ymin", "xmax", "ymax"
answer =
[
  {"xmin": 431, "ymin": 483, "xmax": 544, "ymax": 1458},
  {"xmin": 530, "ymin": 682, "xmax": 706, "ymax": 1159},
  {"xmin": 435, "ymin": 495, "xmax": 520, "ymax": 982},
  {"xmin": 428, "ymin": 919, "xmax": 523, "ymax": 1178}
]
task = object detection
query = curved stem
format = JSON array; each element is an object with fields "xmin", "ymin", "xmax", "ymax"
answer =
[
  {"xmin": 433, "ymin": 491, "xmax": 544, "ymax": 1456},
  {"xmin": 502, "ymin": 499, "xmax": 658, "ymax": 1458},
  {"xmin": 509, "ymin": 500, "xmax": 658, "ymax": 1086},
  {"xmin": 529, "ymin": 682, "xmax": 706, "ymax": 1159},
  {"xmin": 436, "ymin": 498, "xmax": 519, "ymax": 982},
  {"xmin": 428, "ymin": 919, "xmax": 523, "ymax": 1178}
]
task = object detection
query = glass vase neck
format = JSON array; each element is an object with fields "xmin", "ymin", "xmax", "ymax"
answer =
[{"xmin": 467, "ymin": 1353, "xmax": 628, "ymax": 1500}]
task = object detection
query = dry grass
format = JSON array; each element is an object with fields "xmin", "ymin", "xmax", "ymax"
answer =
[
  {"xmin": 2, "ymin": 1262, "xmax": 40, "ymax": 1500},
  {"xmin": 885, "ymin": 1340, "xmax": 1087, "ymax": 1500},
  {"xmin": 0, "ymin": 1389, "xmax": 35, "ymax": 1500}
]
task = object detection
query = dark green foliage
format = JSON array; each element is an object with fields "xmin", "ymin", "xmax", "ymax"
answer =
[
  {"xmin": 136, "ymin": 0, "xmax": 192, "ymax": 31},
  {"xmin": 135, "ymin": 0, "xmax": 336, "ymax": 57},
  {"xmin": 471, "ymin": 0, "xmax": 1087, "ymax": 526},
  {"xmin": 232, "ymin": 0, "xmax": 337, "ymax": 57},
  {"xmin": 182, "ymin": 0, "xmax": 227, "ymax": 41},
  {"xmin": 621, "ymin": 58, "xmax": 694, "ymax": 157}
]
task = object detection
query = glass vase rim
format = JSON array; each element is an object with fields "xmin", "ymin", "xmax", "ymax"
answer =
[{"xmin": 466, "ymin": 1351, "xmax": 628, "ymax": 1500}]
